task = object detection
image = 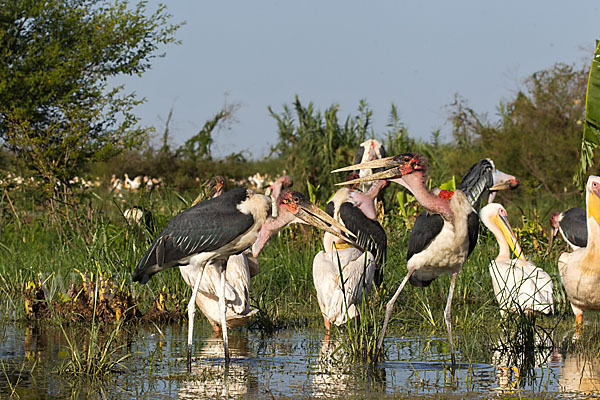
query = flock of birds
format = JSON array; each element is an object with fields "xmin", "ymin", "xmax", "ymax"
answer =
[{"xmin": 130, "ymin": 138, "xmax": 600, "ymax": 371}]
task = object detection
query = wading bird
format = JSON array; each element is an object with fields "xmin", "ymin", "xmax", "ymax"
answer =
[
  {"xmin": 133, "ymin": 188, "xmax": 354, "ymax": 372},
  {"xmin": 313, "ymin": 179, "xmax": 387, "ymax": 330},
  {"xmin": 558, "ymin": 175, "xmax": 600, "ymax": 329},
  {"xmin": 481, "ymin": 203, "xmax": 554, "ymax": 315},
  {"xmin": 191, "ymin": 176, "xmax": 225, "ymax": 207},
  {"xmin": 191, "ymin": 176, "xmax": 292, "ymax": 334},
  {"xmin": 190, "ymin": 177, "xmax": 259, "ymax": 335},
  {"xmin": 549, "ymin": 208, "xmax": 587, "ymax": 251},
  {"xmin": 353, "ymin": 139, "xmax": 386, "ymax": 195},
  {"xmin": 333, "ymin": 155, "xmax": 518, "ymax": 366},
  {"xmin": 265, "ymin": 175, "xmax": 294, "ymax": 217}
]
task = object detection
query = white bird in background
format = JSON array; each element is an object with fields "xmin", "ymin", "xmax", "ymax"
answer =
[
  {"xmin": 480, "ymin": 203, "xmax": 554, "ymax": 316},
  {"xmin": 559, "ymin": 175, "xmax": 600, "ymax": 329}
]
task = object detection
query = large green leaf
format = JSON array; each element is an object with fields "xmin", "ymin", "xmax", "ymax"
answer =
[{"xmin": 576, "ymin": 40, "xmax": 600, "ymax": 188}]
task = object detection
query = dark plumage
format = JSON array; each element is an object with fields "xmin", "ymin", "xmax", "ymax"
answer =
[
  {"xmin": 550, "ymin": 207, "xmax": 587, "ymax": 250},
  {"xmin": 133, "ymin": 188, "xmax": 254, "ymax": 284},
  {"xmin": 407, "ymin": 159, "xmax": 515, "ymax": 287}
]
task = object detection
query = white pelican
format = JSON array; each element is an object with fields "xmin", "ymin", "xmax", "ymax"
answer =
[
  {"xmin": 480, "ymin": 203, "xmax": 554, "ymax": 315},
  {"xmin": 558, "ymin": 175, "xmax": 600, "ymax": 328}
]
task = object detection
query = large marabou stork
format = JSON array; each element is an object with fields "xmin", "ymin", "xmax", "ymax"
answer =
[
  {"xmin": 549, "ymin": 207, "xmax": 587, "ymax": 251},
  {"xmin": 133, "ymin": 187, "xmax": 354, "ymax": 372},
  {"xmin": 333, "ymin": 154, "xmax": 519, "ymax": 366},
  {"xmin": 313, "ymin": 179, "xmax": 388, "ymax": 330},
  {"xmin": 481, "ymin": 203, "xmax": 554, "ymax": 316},
  {"xmin": 558, "ymin": 176, "xmax": 600, "ymax": 329},
  {"xmin": 353, "ymin": 139, "xmax": 386, "ymax": 194},
  {"xmin": 192, "ymin": 176, "xmax": 293, "ymax": 333}
]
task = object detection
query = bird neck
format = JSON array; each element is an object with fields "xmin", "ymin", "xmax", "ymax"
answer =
[
  {"xmin": 348, "ymin": 190, "xmax": 377, "ymax": 220},
  {"xmin": 252, "ymin": 208, "xmax": 295, "ymax": 257},
  {"xmin": 401, "ymin": 172, "xmax": 453, "ymax": 221}
]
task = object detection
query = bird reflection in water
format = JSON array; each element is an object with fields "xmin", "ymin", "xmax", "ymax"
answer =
[
  {"xmin": 178, "ymin": 334, "xmax": 258, "ymax": 399},
  {"xmin": 559, "ymin": 352, "xmax": 600, "ymax": 394},
  {"xmin": 491, "ymin": 322, "xmax": 557, "ymax": 393},
  {"xmin": 311, "ymin": 334, "xmax": 385, "ymax": 398}
]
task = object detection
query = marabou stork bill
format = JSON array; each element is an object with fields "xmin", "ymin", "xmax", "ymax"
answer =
[
  {"xmin": 558, "ymin": 175, "xmax": 600, "ymax": 329},
  {"xmin": 333, "ymin": 154, "xmax": 519, "ymax": 366},
  {"xmin": 133, "ymin": 187, "xmax": 355, "ymax": 372},
  {"xmin": 313, "ymin": 179, "xmax": 388, "ymax": 330},
  {"xmin": 481, "ymin": 203, "xmax": 554, "ymax": 316},
  {"xmin": 549, "ymin": 207, "xmax": 587, "ymax": 252}
]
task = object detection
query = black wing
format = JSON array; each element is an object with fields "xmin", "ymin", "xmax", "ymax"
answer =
[
  {"xmin": 467, "ymin": 210, "xmax": 480, "ymax": 256},
  {"xmin": 132, "ymin": 188, "xmax": 254, "ymax": 283},
  {"xmin": 325, "ymin": 201, "xmax": 335, "ymax": 218},
  {"xmin": 353, "ymin": 146, "xmax": 365, "ymax": 165},
  {"xmin": 407, "ymin": 211, "xmax": 444, "ymax": 262},
  {"xmin": 339, "ymin": 202, "xmax": 387, "ymax": 265},
  {"xmin": 561, "ymin": 207, "xmax": 587, "ymax": 248}
]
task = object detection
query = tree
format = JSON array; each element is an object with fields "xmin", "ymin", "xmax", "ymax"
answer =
[
  {"xmin": 0, "ymin": 0, "xmax": 181, "ymax": 191},
  {"xmin": 176, "ymin": 103, "xmax": 240, "ymax": 162},
  {"xmin": 269, "ymin": 97, "xmax": 371, "ymax": 203},
  {"xmin": 448, "ymin": 63, "xmax": 588, "ymax": 195}
]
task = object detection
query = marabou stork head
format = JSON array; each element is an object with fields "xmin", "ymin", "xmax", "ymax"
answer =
[
  {"xmin": 549, "ymin": 211, "xmax": 561, "ymax": 238},
  {"xmin": 345, "ymin": 172, "xmax": 361, "ymax": 189},
  {"xmin": 207, "ymin": 176, "xmax": 225, "ymax": 198},
  {"xmin": 252, "ymin": 190, "xmax": 359, "ymax": 257},
  {"xmin": 332, "ymin": 153, "xmax": 428, "ymax": 185}
]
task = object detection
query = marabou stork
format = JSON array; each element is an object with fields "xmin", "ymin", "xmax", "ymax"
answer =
[
  {"xmin": 480, "ymin": 203, "xmax": 554, "ymax": 316},
  {"xmin": 353, "ymin": 139, "xmax": 386, "ymax": 195},
  {"xmin": 549, "ymin": 207, "xmax": 587, "ymax": 251},
  {"xmin": 191, "ymin": 176, "xmax": 292, "ymax": 333},
  {"xmin": 558, "ymin": 175, "xmax": 600, "ymax": 329},
  {"xmin": 333, "ymin": 154, "xmax": 519, "ymax": 366},
  {"xmin": 191, "ymin": 176, "xmax": 225, "ymax": 207},
  {"xmin": 188, "ymin": 177, "xmax": 259, "ymax": 335},
  {"xmin": 313, "ymin": 179, "xmax": 388, "ymax": 330},
  {"xmin": 133, "ymin": 188, "xmax": 354, "ymax": 372}
]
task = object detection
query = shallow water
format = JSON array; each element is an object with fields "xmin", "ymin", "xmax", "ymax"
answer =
[{"xmin": 1, "ymin": 322, "xmax": 599, "ymax": 399}]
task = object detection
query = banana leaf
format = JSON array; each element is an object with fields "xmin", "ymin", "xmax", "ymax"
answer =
[{"xmin": 575, "ymin": 40, "xmax": 600, "ymax": 188}]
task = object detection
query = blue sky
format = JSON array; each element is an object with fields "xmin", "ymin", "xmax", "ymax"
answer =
[{"xmin": 117, "ymin": 1, "xmax": 600, "ymax": 159}]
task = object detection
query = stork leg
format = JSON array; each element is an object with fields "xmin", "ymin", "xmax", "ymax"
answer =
[
  {"xmin": 372, "ymin": 271, "xmax": 413, "ymax": 363},
  {"xmin": 219, "ymin": 260, "xmax": 230, "ymax": 363},
  {"xmin": 187, "ymin": 263, "xmax": 206, "ymax": 373},
  {"xmin": 444, "ymin": 272, "xmax": 458, "ymax": 368}
]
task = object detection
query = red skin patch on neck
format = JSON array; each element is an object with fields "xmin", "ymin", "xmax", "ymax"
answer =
[{"xmin": 438, "ymin": 190, "xmax": 454, "ymax": 200}]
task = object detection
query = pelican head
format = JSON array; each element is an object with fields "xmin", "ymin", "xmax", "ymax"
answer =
[
  {"xmin": 481, "ymin": 203, "xmax": 526, "ymax": 261},
  {"xmin": 587, "ymin": 175, "xmax": 600, "ymax": 226}
]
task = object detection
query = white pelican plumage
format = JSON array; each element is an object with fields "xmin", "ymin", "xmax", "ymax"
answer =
[
  {"xmin": 558, "ymin": 175, "xmax": 600, "ymax": 328},
  {"xmin": 480, "ymin": 203, "xmax": 554, "ymax": 315}
]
